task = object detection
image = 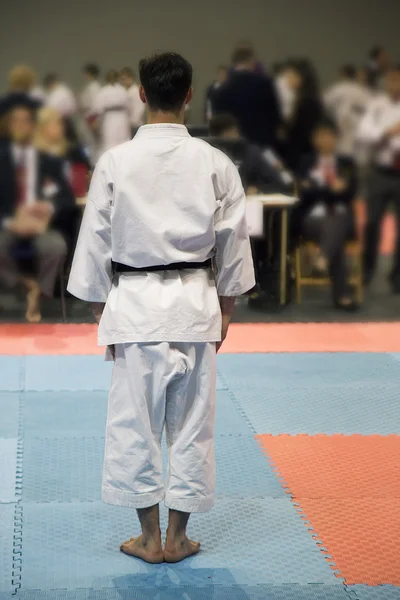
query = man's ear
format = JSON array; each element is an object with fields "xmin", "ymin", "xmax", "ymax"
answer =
[
  {"xmin": 185, "ymin": 87, "xmax": 194, "ymax": 105},
  {"xmin": 139, "ymin": 85, "xmax": 147, "ymax": 104}
]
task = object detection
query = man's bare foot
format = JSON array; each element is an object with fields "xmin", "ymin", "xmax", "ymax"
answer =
[
  {"xmin": 164, "ymin": 537, "xmax": 201, "ymax": 563},
  {"xmin": 25, "ymin": 281, "xmax": 42, "ymax": 323},
  {"xmin": 120, "ymin": 535, "xmax": 164, "ymax": 564}
]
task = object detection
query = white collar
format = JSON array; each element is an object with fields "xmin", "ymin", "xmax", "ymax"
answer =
[{"xmin": 136, "ymin": 124, "xmax": 189, "ymax": 138}]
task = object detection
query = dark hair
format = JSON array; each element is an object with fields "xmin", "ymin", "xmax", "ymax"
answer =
[
  {"xmin": 84, "ymin": 63, "xmax": 100, "ymax": 78},
  {"xmin": 43, "ymin": 73, "xmax": 58, "ymax": 87},
  {"xmin": 139, "ymin": 52, "xmax": 192, "ymax": 112},
  {"xmin": 370, "ymin": 45, "xmax": 383, "ymax": 60},
  {"xmin": 232, "ymin": 47, "xmax": 255, "ymax": 66},
  {"xmin": 209, "ymin": 114, "xmax": 239, "ymax": 136},
  {"xmin": 120, "ymin": 67, "xmax": 135, "ymax": 79},
  {"xmin": 313, "ymin": 117, "xmax": 338, "ymax": 136},
  {"xmin": 340, "ymin": 64, "xmax": 356, "ymax": 80},
  {"xmin": 106, "ymin": 69, "xmax": 119, "ymax": 85},
  {"xmin": 289, "ymin": 58, "xmax": 320, "ymax": 100}
]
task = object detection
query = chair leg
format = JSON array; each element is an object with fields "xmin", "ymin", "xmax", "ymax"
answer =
[
  {"xmin": 355, "ymin": 250, "xmax": 364, "ymax": 304},
  {"xmin": 59, "ymin": 268, "xmax": 67, "ymax": 323},
  {"xmin": 295, "ymin": 247, "xmax": 302, "ymax": 304}
]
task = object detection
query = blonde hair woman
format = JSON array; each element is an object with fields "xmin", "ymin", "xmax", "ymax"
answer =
[{"xmin": 35, "ymin": 107, "xmax": 90, "ymax": 197}]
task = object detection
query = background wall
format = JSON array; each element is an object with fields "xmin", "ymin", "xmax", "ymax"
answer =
[{"xmin": 1, "ymin": 0, "xmax": 399, "ymax": 120}]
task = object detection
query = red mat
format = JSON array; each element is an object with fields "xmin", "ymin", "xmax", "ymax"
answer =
[
  {"xmin": 1, "ymin": 322, "xmax": 400, "ymax": 354},
  {"xmin": 257, "ymin": 434, "xmax": 400, "ymax": 585}
]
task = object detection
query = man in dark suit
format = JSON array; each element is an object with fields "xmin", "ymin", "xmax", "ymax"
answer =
[
  {"xmin": 295, "ymin": 120, "xmax": 358, "ymax": 310},
  {"xmin": 212, "ymin": 46, "xmax": 281, "ymax": 149},
  {"xmin": 0, "ymin": 102, "xmax": 75, "ymax": 322}
]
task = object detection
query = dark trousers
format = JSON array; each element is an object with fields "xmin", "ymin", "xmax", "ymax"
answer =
[
  {"xmin": 302, "ymin": 211, "xmax": 353, "ymax": 300},
  {"xmin": 363, "ymin": 169, "xmax": 400, "ymax": 281}
]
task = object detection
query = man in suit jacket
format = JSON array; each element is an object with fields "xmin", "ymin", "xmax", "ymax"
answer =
[
  {"xmin": 212, "ymin": 47, "xmax": 281, "ymax": 149},
  {"xmin": 0, "ymin": 103, "xmax": 75, "ymax": 322},
  {"xmin": 294, "ymin": 120, "xmax": 358, "ymax": 310}
]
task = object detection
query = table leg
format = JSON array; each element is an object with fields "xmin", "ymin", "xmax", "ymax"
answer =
[{"xmin": 280, "ymin": 208, "xmax": 288, "ymax": 305}]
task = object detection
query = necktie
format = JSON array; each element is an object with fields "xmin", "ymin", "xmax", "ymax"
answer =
[
  {"xmin": 322, "ymin": 158, "xmax": 336, "ymax": 185},
  {"xmin": 16, "ymin": 150, "xmax": 27, "ymax": 206}
]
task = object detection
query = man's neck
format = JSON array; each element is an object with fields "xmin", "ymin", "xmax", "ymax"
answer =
[
  {"xmin": 147, "ymin": 111, "xmax": 185, "ymax": 125},
  {"xmin": 13, "ymin": 140, "xmax": 32, "ymax": 149}
]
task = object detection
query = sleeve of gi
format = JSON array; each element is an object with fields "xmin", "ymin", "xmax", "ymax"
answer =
[
  {"xmin": 213, "ymin": 153, "xmax": 256, "ymax": 297},
  {"xmin": 67, "ymin": 153, "xmax": 113, "ymax": 302},
  {"xmin": 357, "ymin": 99, "xmax": 387, "ymax": 145}
]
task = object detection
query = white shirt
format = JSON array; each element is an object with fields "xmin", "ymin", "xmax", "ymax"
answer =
[
  {"xmin": 126, "ymin": 83, "xmax": 145, "ymax": 127},
  {"xmin": 80, "ymin": 80, "xmax": 101, "ymax": 116},
  {"xmin": 12, "ymin": 145, "xmax": 37, "ymax": 206},
  {"xmin": 67, "ymin": 124, "xmax": 255, "ymax": 345},
  {"xmin": 357, "ymin": 94, "xmax": 400, "ymax": 168},
  {"xmin": 47, "ymin": 83, "xmax": 77, "ymax": 117},
  {"xmin": 324, "ymin": 81, "xmax": 371, "ymax": 156},
  {"xmin": 275, "ymin": 74, "xmax": 295, "ymax": 120}
]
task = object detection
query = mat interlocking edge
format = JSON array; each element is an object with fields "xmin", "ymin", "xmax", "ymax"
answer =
[
  {"xmin": 2, "ymin": 322, "xmax": 400, "ymax": 353},
  {"xmin": 257, "ymin": 435, "xmax": 400, "ymax": 586}
]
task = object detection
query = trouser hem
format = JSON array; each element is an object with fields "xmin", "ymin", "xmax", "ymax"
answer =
[
  {"xmin": 164, "ymin": 493, "xmax": 214, "ymax": 513},
  {"xmin": 102, "ymin": 486, "xmax": 165, "ymax": 509}
]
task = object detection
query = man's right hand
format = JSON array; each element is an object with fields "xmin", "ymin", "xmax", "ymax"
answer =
[{"xmin": 7, "ymin": 217, "xmax": 44, "ymax": 237}]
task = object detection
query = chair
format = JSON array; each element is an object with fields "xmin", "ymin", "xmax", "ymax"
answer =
[
  {"xmin": 294, "ymin": 239, "xmax": 363, "ymax": 304},
  {"xmin": 10, "ymin": 240, "xmax": 67, "ymax": 322}
]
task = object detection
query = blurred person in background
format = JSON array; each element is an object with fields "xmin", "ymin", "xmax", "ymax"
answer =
[
  {"xmin": 294, "ymin": 120, "xmax": 358, "ymax": 310},
  {"xmin": 357, "ymin": 64, "xmax": 400, "ymax": 292},
  {"xmin": 212, "ymin": 46, "xmax": 281, "ymax": 149},
  {"xmin": 366, "ymin": 46, "xmax": 391, "ymax": 90},
  {"xmin": 80, "ymin": 63, "xmax": 102, "ymax": 119},
  {"xmin": 209, "ymin": 113, "xmax": 293, "ymax": 193},
  {"xmin": 0, "ymin": 66, "xmax": 44, "ymax": 144},
  {"xmin": 204, "ymin": 65, "xmax": 229, "ymax": 122},
  {"xmin": 44, "ymin": 73, "xmax": 77, "ymax": 118},
  {"xmin": 281, "ymin": 59, "xmax": 324, "ymax": 170},
  {"xmin": 91, "ymin": 69, "xmax": 131, "ymax": 155},
  {"xmin": 274, "ymin": 60, "xmax": 295, "ymax": 122},
  {"xmin": 0, "ymin": 102, "xmax": 74, "ymax": 322},
  {"xmin": 230, "ymin": 41, "xmax": 266, "ymax": 75},
  {"xmin": 120, "ymin": 67, "xmax": 146, "ymax": 134},
  {"xmin": 324, "ymin": 65, "xmax": 371, "ymax": 158},
  {"xmin": 35, "ymin": 107, "xmax": 90, "ymax": 195}
]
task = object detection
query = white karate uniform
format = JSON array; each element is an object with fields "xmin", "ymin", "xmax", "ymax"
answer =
[
  {"xmin": 324, "ymin": 81, "xmax": 372, "ymax": 157},
  {"xmin": 357, "ymin": 94, "xmax": 400, "ymax": 167},
  {"xmin": 67, "ymin": 124, "xmax": 255, "ymax": 512},
  {"xmin": 80, "ymin": 80, "xmax": 101, "ymax": 117},
  {"xmin": 127, "ymin": 83, "xmax": 145, "ymax": 128},
  {"xmin": 93, "ymin": 83, "xmax": 131, "ymax": 154},
  {"xmin": 46, "ymin": 83, "xmax": 77, "ymax": 117}
]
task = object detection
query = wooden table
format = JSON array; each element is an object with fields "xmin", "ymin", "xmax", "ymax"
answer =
[{"xmin": 246, "ymin": 194, "xmax": 299, "ymax": 306}]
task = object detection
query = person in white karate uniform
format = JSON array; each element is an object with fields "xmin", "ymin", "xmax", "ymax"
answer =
[
  {"xmin": 91, "ymin": 70, "xmax": 131, "ymax": 156},
  {"xmin": 119, "ymin": 67, "xmax": 146, "ymax": 134},
  {"xmin": 44, "ymin": 74, "xmax": 77, "ymax": 118},
  {"xmin": 67, "ymin": 52, "xmax": 255, "ymax": 564}
]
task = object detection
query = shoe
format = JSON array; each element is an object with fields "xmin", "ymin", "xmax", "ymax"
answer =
[{"xmin": 334, "ymin": 300, "xmax": 360, "ymax": 312}]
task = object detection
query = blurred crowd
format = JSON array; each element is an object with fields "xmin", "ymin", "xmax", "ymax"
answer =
[{"xmin": 0, "ymin": 42, "xmax": 399, "ymax": 320}]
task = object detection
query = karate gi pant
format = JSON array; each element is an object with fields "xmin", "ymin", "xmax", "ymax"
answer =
[{"xmin": 102, "ymin": 342, "xmax": 216, "ymax": 513}]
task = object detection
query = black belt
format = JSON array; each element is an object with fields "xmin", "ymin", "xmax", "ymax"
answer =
[{"xmin": 114, "ymin": 259, "xmax": 212, "ymax": 273}]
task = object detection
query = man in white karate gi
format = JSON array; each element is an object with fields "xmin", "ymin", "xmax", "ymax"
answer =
[{"xmin": 67, "ymin": 52, "xmax": 255, "ymax": 564}]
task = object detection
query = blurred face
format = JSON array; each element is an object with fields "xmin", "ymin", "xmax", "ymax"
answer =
[
  {"xmin": 120, "ymin": 72, "xmax": 133, "ymax": 89},
  {"xmin": 42, "ymin": 116, "xmax": 64, "ymax": 143},
  {"xmin": 313, "ymin": 128, "xmax": 337, "ymax": 154},
  {"xmin": 284, "ymin": 67, "xmax": 303, "ymax": 91},
  {"xmin": 386, "ymin": 70, "xmax": 400, "ymax": 98},
  {"xmin": 378, "ymin": 49, "xmax": 390, "ymax": 69},
  {"xmin": 217, "ymin": 67, "xmax": 228, "ymax": 84},
  {"xmin": 357, "ymin": 67, "xmax": 369, "ymax": 86},
  {"xmin": 221, "ymin": 125, "xmax": 240, "ymax": 140},
  {"xmin": 9, "ymin": 108, "xmax": 35, "ymax": 144}
]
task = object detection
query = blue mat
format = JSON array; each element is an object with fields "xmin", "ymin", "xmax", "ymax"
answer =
[
  {"xmin": 8, "ymin": 584, "xmax": 356, "ymax": 599},
  {"xmin": 350, "ymin": 586, "xmax": 400, "ymax": 599},
  {"xmin": 0, "ymin": 392, "xmax": 19, "ymax": 438},
  {"xmin": 217, "ymin": 353, "xmax": 400, "ymax": 434},
  {"xmin": 0, "ymin": 505, "xmax": 16, "ymax": 593},
  {"xmin": 0, "ymin": 357, "xmax": 23, "ymax": 391},
  {"xmin": 0, "ymin": 439, "xmax": 18, "ymax": 503},
  {"xmin": 23, "ymin": 391, "xmax": 108, "ymax": 438},
  {"xmin": 22, "ymin": 390, "xmax": 250, "ymax": 439},
  {"xmin": 21, "ymin": 499, "xmax": 339, "ymax": 590},
  {"xmin": 23, "ymin": 434, "xmax": 284, "ymax": 503},
  {"xmin": 23, "ymin": 357, "xmax": 227, "ymax": 392}
]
